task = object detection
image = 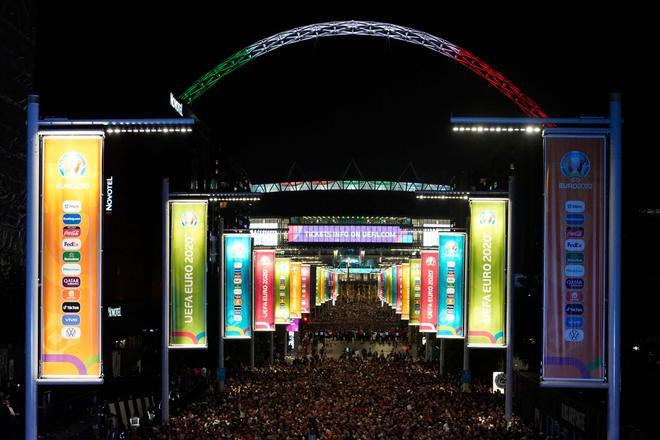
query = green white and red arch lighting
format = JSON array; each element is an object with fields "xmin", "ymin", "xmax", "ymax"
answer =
[{"xmin": 178, "ymin": 21, "xmax": 548, "ymax": 118}]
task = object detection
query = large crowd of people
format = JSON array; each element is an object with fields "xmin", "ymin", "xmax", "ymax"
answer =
[{"xmin": 149, "ymin": 354, "xmax": 541, "ymax": 439}]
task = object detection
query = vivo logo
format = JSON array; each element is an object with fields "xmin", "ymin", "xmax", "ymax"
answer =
[
  {"xmin": 62, "ymin": 239, "xmax": 81, "ymax": 250},
  {"xmin": 62, "ymin": 200, "xmax": 82, "ymax": 213},
  {"xmin": 62, "ymin": 314, "xmax": 81, "ymax": 326},
  {"xmin": 565, "ymin": 200, "xmax": 585, "ymax": 213},
  {"xmin": 565, "ymin": 316, "xmax": 584, "ymax": 328},
  {"xmin": 565, "ymin": 240, "xmax": 585, "ymax": 252},
  {"xmin": 61, "ymin": 326, "xmax": 81, "ymax": 339}
]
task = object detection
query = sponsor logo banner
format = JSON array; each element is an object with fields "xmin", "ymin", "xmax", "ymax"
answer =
[
  {"xmin": 301, "ymin": 264, "xmax": 311, "ymax": 314},
  {"xmin": 254, "ymin": 250, "xmax": 275, "ymax": 331},
  {"xmin": 223, "ymin": 234, "xmax": 251, "ymax": 339},
  {"xmin": 401, "ymin": 263, "xmax": 410, "ymax": 320},
  {"xmin": 41, "ymin": 135, "xmax": 102, "ymax": 381},
  {"xmin": 543, "ymin": 136, "xmax": 606, "ymax": 383},
  {"xmin": 396, "ymin": 264, "xmax": 403, "ymax": 314},
  {"xmin": 170, "ymin": 202, "xmax": 208, "ymax": 347},
  {"xmin": 468, "ymin": 200, "xmax": 506, "ymax": 347},
  {"xmin": 438, "ymin": 233, "xmax": 465, "ymax": 338},
  {"xmin": 290, "ymin": 262, "xmax": 302, "ymax": 319},
  {"xmin": 420, "ymin": 251, "xmax": 438, "ymax": 333},
  {"xmin": 409, "ymin": 259, "xmax": 422, "ymax": 325},
  {"xmin": 275, "ymin": 258, "xmax": 291, "ymax": 324}
]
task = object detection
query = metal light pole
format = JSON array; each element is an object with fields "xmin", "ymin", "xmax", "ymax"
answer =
[
  {"xmin": 25, "ymin": 94, "xmax": 40, "ymax": 440},
  {"xmin": 219, "ymin": 220, "xmax": 225, "ymax": 392},
  {"xmin": 505, "ymin": 176, "xmax": 515, "ymax": 420},
  {"xmin": 607, "ymin": 93, "xmax": 622, "ymax": 440},
  {"xmin": 161, "ymin": 178, "xmax": 170, "ymax": 422}
]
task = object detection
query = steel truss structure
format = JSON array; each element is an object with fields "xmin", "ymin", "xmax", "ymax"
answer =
[
  {"xmin": 250, "ymin": 180, "xmax": 452, "ymax": 194},
  {"xmin": 179, "ymin": 21, "xmax": 548, "ymax": 118}
]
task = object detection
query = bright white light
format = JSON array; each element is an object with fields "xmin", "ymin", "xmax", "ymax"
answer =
[
  {"xmin": 633, "ymin": 345, "xmax": 640, "ymax": 351},
  {"xmin": 525, "ymin": 126, "xmax": 534, "ymax": 133},
  {"xmin": 453, "ymin": 127, "xmax": 459, "ymax": 132}
]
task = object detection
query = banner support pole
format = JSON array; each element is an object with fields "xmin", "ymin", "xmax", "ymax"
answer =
[
  {"xmin": 25, "ymin": 94, "xmax": 39, "ymax": 440},
  {"xmin": 270, "ymin": 331, "xmax": 274, "ymax": 363},
  {"xmin": 505, "ymin": 176, "xmax": 515, "ymax": 420},
  {"xmin": 161, "ymin": 178, "xmax": 170, "ymax": 422},
  {"xmin": 607, "ymin": 93, "xmax": 622, "ymax": 440},
  {"xmin": 219, "ymin": 219, "xmax": 225, "ymax": 392},
  {"xmin": 462, "ymin": 214, "xmax": 471, "ymax": 393},
  {"xmin": 439, "ymin": 338, "xmax": 445, "ymax": 375}
]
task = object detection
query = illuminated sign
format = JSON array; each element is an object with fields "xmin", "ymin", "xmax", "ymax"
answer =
[
  {"xmin": 40, "ymin": 135, "xmax": 102, "ymax": 382},
  {"xmin": 288, "ymin": 225, "xmax": 413, "ymax": 243}
]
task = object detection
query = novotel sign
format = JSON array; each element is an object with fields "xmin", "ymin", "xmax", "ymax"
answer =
[{"xmin": 288, "ymin": 225, "xmax": 413, "ymax": 244}]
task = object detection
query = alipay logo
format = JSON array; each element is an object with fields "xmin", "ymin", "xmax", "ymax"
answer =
[{"xmin": 560, "ymin": 151, "xmax": 590, "ymax": 178}]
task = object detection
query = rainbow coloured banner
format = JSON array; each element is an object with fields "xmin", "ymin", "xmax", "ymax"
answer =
[
  {"xmin": 223, "ymin": 234, "xmax": 252, "ymax": 339},
  {"xmin": 420, "ymin": 251, "xmax": 439, "ymax": 333},
  {"xmin": 409, "ymin": 259, "xmax": 421, "ymax": 325},
  {"xmin": 290, "ymin": 262, "xmax": 302, "ymax": 319},
  {"xmin": 401, "ymin": 263, "xmax": 410, "ymax": 320},
  {"xmin": 301, "ymin": 264, "xmax": 311, "ymax": 314},
  {"xmin": 170, "ymin": 201, "xmax": 208, "ymax": 348},
  {"xmin": 437, "ymin": 233, "xmax": 465, "ymax": 339},
  {"xmin": 396, "ymin": 264, "xmax": 403, "ymax": 314},
  {"xmin": 542, "ymin": 135, "xmax": 606, "ymax": 385},
  {"xmin": 275, "ymin": 258, "xmax": 291, "ymax": 324},
  {"xmin": 40, "ymin": 135, "xmax": 103, "ymax": 382},
  {"xmin": 254, "ymin": 250, "xmax": 275, "ymax": 331},
  {"xmin": 468, "ymin": 200, "xmax": 506, "ymax": 347}
]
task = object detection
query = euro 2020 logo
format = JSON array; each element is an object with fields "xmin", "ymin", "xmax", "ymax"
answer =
[
  {"xmin": 479, "ymin": 209, "xmax": 496, "ymax": 226},
  {"xmin": 560, "ymin": 151, "xmax": 590, "ymax": 179},
  {"xmin": 58, "ymin": 152, "xmax": 87, "ymax": 178},
  {"xmin": 180, "ymin": 211, "xmax": 198, "ymax": 228},
  {"xmin": 444, "ymin": 240, "xmax": 459, "ymax": 258}
]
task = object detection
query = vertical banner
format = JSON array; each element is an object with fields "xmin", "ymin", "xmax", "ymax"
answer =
[
  {"xmin": 40, "ymin": 135, "xmax": 103, "ymax": 381},
  {"xmin": 377, "ymin": 271, "xmax": 384, "ymax": 302},
  {"xmin": 253, "ymin": 250, "xmax": 275, "ymax": 331},
  {"xmin": 290, "ymin": 262, "xmax": 302, "ymax": 319},
  {"xmin": 409, "ymin": 259, "xmax": 422, "ymax": 325},
  {"xmin": 437, "ymin": 233, "xmax": 466, "ymax": 338},
  {"xmin": 401, "ymin": 263, "xmax": 410, "ymax": 320},
  {"xmin": 420, "ymin": 251, "xmax": 439, "ymax": 333},
  {"xmin": 542, "ymin": 135, "xmax": 606, "ymax": 384},
  {"xmin": 315, "ymin": 267, "xmax": 323, "ymax": 306},
  {"xmin": 223, "ymin": 234, "xmax": 252, "ymax": 339},
  {"xmin": 170, "ymin": 201, "xmax": 208, "ymax": 348},
  {"xmin": 468, "ymin": 200, "xmax": 507, "ymax": 347},
  {"xmin": 324, "ymin": 269, "xmax": 330, "ymax": 302},
  {"xmin": 301, "ymin": 264, "xmax": 311, "ymax": 314},
  {"xmin": 275, "ymin": 258, "xmax": 291, "ymax": 324},
  {"xmin": 396, "ymin": 264, "xmax": 403, "ymax": 314}
]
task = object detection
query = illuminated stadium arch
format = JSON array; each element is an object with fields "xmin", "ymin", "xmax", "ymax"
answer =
[
  {"xmin": 250, "ymin": 180, "xmax": 452, "ymax": 194},
  {"xmin": 178, "ymin": 20, "xmax": 548, "ymax": 118}
]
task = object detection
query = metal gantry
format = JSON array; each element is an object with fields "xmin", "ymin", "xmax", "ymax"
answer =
[{"xmin": 178, "ymin": 21, "xmax": 548, "ymax": 118}]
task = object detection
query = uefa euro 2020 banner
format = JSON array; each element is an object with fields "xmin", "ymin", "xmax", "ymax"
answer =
[
  {"xmin": 420, "ymin": 251, "xmax": 439, "ymax": 333},
  {"xmin": 437, "ymin": 233, "xmax": 466, "ymax": 339},
  {"xmin": 290, "ymin": 262, "xmax": 302, "ymax": 319},
  {"xmin": 275, "ymin": 258, "xmax": 291, "ymax": 324},
  {"xmin": 223, "ymin": 234, "xmax": 252, "ymax": 339},
  {"xmin": 40, "ymin": 135, "xmax": 103, "ymax": 382},
  {"xmin": 409, "ymin": 259, "xmax": 422, "ymax": 325},
  {"xmin": 401, "ymin": 263, "xmax": 410, "ymax": 320},
  {"xmin": 253, "ymin": 249, "xmax": 275, "ymax": 331},
  {"xmin": 301, "ymin": 264, "xmax": 311, "ymax": 314},
  {"xmin": 468, "ymin": 200, "xmax": 506, "ymax": 347},
  {"xmin": 170, "ymin": 201, "xmax": 208, "ymax": 348},
  {"xmin": 542, "ymin": 135, "xmax": 606, "ymax": 385}
]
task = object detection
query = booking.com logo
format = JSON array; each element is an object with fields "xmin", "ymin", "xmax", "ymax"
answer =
[
  {"xmin": 180, "ymin": 211, "xmax": 198, "ymax": 228},
  {"xmin": 479, "ymin": 209, "xmax": 496, "ymax": 225},
  {"xmin": 58, "ymin": 152, "xmax": 87, "ymax": 177},
  {"xmin": 560, "ymin": 151, "xmax": 590, "ymax": 178}
]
